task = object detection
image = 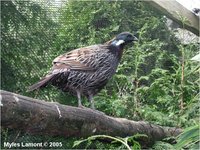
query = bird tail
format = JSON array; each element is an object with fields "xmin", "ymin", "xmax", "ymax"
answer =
[{"xmin": 28, "ymin": 75, "xmax": 53, "ymax": 91}]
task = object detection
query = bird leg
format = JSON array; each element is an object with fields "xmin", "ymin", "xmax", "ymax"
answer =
[
  {"xmin": 76, "ymin": 90, "xmax": 83, "ymax": 107},
  {"xmin": 88, "ymin": 94, "xmax": 95, "ymax": 109},
  {"xmin": 88, "ymin": 94, "xmax": 105, "ymax": 115}
]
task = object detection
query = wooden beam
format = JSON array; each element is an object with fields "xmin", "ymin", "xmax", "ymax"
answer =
[{"xmin": 146, "ymin": 0, "xmax": 199, "ymax": 36}]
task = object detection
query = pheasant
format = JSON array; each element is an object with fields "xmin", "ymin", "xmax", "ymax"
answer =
[{"xmin": 28, "ymin": 32, "xmax": 138, "ymax": 109}]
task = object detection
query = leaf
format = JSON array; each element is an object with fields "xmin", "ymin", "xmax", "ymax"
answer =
[
  {"xmin": 138, "ymin": 76, "xmax": 149, "ymax": 81},
  {"xmin": 153, "ymin": 141, "xmax": 174, "ymax": 150},
  {"xmin": 175, "ymin": 125, "xmax": 199, "ymax": 149},
  {"xmin": 190, "ymin": 142, "xmax": 199, "ymax": 149},
  {"xmin": 112, "ymin": 25, "xmax": 120, "ymax": 32},
  {"xmin": 73, "ymin": 139, "xmax": 85, "ymax": 147}
]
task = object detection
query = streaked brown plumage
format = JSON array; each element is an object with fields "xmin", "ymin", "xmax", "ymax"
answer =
[{"xmin": 28, "ymin": 32, "xmax": 137, "ymax": 109}]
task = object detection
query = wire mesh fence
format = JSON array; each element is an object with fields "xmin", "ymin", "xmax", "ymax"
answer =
[
  {"xmin": 1, "ymin": 0, "xmax": 199, "ymax": 149},
  {"xmin": 2, "ymin": 0, "xmax": 200, "ymax": 133}
]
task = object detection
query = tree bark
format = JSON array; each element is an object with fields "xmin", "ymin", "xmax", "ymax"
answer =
[{"xmin": 1, "ymin": 90, "xmax": 182, "ymax": 146}]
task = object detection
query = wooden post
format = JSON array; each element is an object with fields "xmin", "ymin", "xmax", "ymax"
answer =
[{"xmin": 146, "ymin": 0, "xmax": 199, "ymax": 36}]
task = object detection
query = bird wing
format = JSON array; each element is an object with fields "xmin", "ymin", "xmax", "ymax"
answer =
[
  {"xmin": 51, "ymin": 45, "xmax": 101, "ymax": 74},
  {"xmin": 28, "ymin": 44, "xmax": 111, "ymax": 91}
]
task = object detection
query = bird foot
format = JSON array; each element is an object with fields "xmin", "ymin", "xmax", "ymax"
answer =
[
  {"xmin": 88, "ymin": 106, "xmax": 105, "ymax": 115},
  {"xmin": 78, "ymin": 105, "xmax": 105, "ymax": 115},
  {"xmin": 78, "ymin": 104, "xmax": 87, "ymax": 109},
  {"xmin": 92, "ymin": 109, "xmax": 105, "ymax": 115}
]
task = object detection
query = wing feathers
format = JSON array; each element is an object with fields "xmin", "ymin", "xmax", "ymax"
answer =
[
  {"xmin": 52, "ymin": 46, "xmax": 100, "ymax": 73},
  {"xmin": 28, "ymin": 45, "xmax": 107, "ymax": 91}
]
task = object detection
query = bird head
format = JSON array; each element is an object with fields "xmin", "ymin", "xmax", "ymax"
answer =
[{"xmin": 110, "ymin": 32, "xmax": 138, "ymax": 48}]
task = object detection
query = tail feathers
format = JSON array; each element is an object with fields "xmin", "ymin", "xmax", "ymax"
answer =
[{"xmin": 28, "ymin": 75, "xmax": 53, "ymax": 91}]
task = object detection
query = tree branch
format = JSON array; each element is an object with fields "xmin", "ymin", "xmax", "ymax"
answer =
[{"xmin": 1, "ymin": 90, "xmax": 182, "ymax": 146}]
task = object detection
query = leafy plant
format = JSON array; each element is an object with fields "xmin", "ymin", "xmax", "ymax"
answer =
[
  {"xmin": 153, "ymin": 125, "xmax": 199, "ymax": 150},
  {"xmin": 73, "ymin": 134, "xmax": 147, "ymax": 150},
  {"xmin": 153, "ymin": 141, "xmax": 175, "ymax": 150},
  {"xmin": 174, "ymin": 125, "xmax": 200, "ymax": 149}
]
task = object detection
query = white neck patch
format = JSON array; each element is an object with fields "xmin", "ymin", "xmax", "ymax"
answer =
[{"xmin": 115, "ymin": 40, "xmax": 125, "ymax": 46}]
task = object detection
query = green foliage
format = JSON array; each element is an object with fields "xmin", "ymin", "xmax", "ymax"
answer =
[
  {"xmin": 73, "ymin": 134, "xmax": 147, "ymax": 150},
  {"xmin": 1, "ymin": 1, "xmax": 57, "ymax": 95},
  {"xmin": 1, "ymin": 0, "xmax": 199, "ymax": 149},
  {"xmin": 1, "ymin": 128, "xmax": 76, "ymax": 149},
  {"xmin": 153, "ymin": 125, "xmax": 200, "ymax": 150},
  {"xmin": 174, "ymin": 125, "xmax": 200, "ymax": 149},
  {"xmin": 153, "ymin": 141, "xmax": 175, "ymax": 150}
]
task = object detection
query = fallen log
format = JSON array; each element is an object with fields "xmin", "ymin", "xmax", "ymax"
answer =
[{"xmin": 1, "ymin": 90, "xmax": 182, "ymax": 146}]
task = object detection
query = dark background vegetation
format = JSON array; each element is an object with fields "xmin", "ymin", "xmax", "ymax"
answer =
[{"xmin": 1, "ymin": 0, "xmax": 199, "ymax": 149}]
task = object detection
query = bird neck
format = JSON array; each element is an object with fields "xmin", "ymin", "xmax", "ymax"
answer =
[
  {"xmin": 108, "ymin": 40, "xmax": 125, "ymax": 60},
  {"xmin": 111, "ymin": 39, "xmax": 125, "ymax": 48}
]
